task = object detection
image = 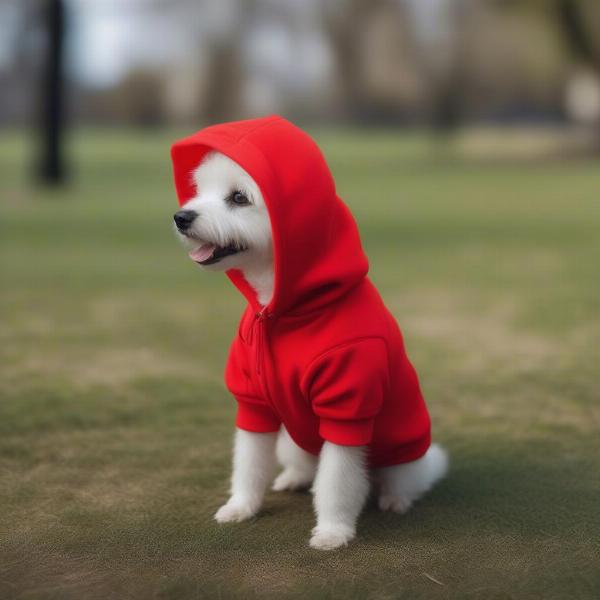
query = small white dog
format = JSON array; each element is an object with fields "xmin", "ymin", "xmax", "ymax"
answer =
[{"xmin": 173, "ymin": 147, "xmax": 448, "ymax": 550}]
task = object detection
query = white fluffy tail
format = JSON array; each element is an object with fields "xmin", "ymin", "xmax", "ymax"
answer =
[
  {"xmin": 421, "ymin": 443, "xmax": 449, "ymax": 488},
  {"xmin": 377, "ymin": 443, "xmax": 449, "ymax": 513}
]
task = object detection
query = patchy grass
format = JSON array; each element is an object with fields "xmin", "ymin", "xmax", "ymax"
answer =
[{"xmin": 1, "ymin": 129, "xmax": 599, "ymax": 599}]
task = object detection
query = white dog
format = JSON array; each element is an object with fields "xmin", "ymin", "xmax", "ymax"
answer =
[{"xmin": 173, "ymin": 149, "xmax": 448, "ymax": 550}]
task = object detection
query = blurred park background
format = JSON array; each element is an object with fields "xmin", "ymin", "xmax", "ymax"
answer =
[{"xmin": 1, "ymin": 1, "xmax": 600, "ymax": 599}]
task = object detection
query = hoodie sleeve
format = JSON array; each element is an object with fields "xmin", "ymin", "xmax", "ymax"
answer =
[
  {"xmin": 302, "ymin": 338, "xmax": 389, "ymax": 446},
  {"xmin": 225, "ymin": 338, "xmax": 281, "ymax": 433}
]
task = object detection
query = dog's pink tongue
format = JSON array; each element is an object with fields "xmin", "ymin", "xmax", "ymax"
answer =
[{"xmin": 189, "ymin": 244, "xmax": 216, "ymax": 263}]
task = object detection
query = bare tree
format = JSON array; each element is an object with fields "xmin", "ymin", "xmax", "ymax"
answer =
[
  {"xmin": 38, "ymin": 0, "xmax": 67, "ymax": 185},
  {"xmin": 404, "ymin": 0, "xmax": 468, "ymax": 134},
  {"xmin": 556, "ymin": 0, "xmax": 600, "ymax": 144},
  {"xmin": 322, "ymin": 0, "xmax": 376, "ymax": 120},
  {"xmin": 556, "ymin": 0, "xmax": 598, "ymax": 65}
]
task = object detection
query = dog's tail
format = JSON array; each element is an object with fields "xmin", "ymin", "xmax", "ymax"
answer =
[
  {"xmin": 423, "ymin": 443, "xmax": 449, "ymax": 488},
  {"xmin": 396, "ymin": 442, "xmax": 449, "ymax": 497},
  {"xmin": 377, "ymin": 442, "xmax": 449, "ymax": 513}
]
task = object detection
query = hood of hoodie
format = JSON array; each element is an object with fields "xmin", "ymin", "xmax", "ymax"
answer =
[{"xmin": 171, "ymin": 115, "xmax": 369, "ymax": 316}]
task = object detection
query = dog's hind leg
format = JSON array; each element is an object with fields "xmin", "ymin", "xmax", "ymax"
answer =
[
  {"xmin": 376, "ymin": 443, "xmax": 449, "ymax": 514},
  {"xmin": 272, "ymin": 427, "xmax": 318, "ymax": 492}
]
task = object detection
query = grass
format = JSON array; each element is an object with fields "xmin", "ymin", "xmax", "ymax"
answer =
[{"xmin": 1, "ymin": 128, "xmax": 599, "ymax": 599}]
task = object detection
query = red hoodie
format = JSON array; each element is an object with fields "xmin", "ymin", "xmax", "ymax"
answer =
[{"xmin": 171, "ymin": 115, "xmax": 431, "ymax": 468}]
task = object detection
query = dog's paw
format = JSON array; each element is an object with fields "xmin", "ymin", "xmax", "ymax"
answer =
[
  {"xmin": 309, "ymin": 524, "xmax": 355, "ymax": 550},
  {"xmin": 214, "ymin": 499, "xmax": 257, "ymax": 523},
  {"xmin": 378, "ymin": 494, "xmax": 412, "ymax": 514},
  {"xmin": 272, "ymin": 468, "xmax": 312, "ymax": 492}
]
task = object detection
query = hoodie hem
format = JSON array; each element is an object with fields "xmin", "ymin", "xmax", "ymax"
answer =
[{"xmin": 368, "ymin": 432, "xmax": 432, "ymax": 468}]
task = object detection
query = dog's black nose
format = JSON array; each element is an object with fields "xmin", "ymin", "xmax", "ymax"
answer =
[{"xmin": 174, "ymin": 210, "xmax": 197, "ymax": 231}]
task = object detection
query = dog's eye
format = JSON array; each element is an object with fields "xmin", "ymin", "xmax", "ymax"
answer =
[{"xmin": 229, "ymin": 191, "xmax": 250, "ymax": 207}]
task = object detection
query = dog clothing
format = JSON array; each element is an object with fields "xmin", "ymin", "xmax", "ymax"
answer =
[{"xmin": 171, "ymin": 116, "xmax": 431, "ymax": 467}]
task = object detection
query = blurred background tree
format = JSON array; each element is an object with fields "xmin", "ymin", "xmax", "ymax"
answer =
[
  {"xmin": 38, "ymin": 0, "xmax": 66, "ymax": 184},
  {"xmin": 1, "ymin": 0, "xmax": 600, "ymax": 184}
]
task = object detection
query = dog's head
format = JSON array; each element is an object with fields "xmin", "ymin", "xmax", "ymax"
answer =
[{"xmin": 173, "ymin": 152, "xmax": 272, "ymax": 272}]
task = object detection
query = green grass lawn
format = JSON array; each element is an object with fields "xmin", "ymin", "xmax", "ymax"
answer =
[{"xmin": 1, "ymin": 129, "xmax": 599, "ymax": 599}]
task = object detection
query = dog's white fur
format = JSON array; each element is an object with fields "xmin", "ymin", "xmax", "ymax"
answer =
[
  {"xmin": 176, "ymin": 152, "xmax": 274, "ymax": 305},
  {"xmin": 176, "ymin": 152, "xmax": 449, "ymax": 550}
]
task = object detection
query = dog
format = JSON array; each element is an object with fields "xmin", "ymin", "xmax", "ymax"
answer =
[{"xmin": 171, "ymin": 117, "xmax": 448, "ymax": 550}]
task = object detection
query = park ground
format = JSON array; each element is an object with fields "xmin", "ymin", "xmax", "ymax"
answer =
[{"xmin": 1, "ymin": 129, "xmax": 599, "ymax": 599}]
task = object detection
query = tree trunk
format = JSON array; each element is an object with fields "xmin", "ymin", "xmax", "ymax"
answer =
[
  {"xmin": 556, "ymin": 0, "xmax": 600, "ymax": 147},
  {"xmin": 39, "ymin": 0, "xmax": 66, "ymax": 185},
  {"xmin": 557, "ymin": 0, "xmax": 595, "ymax": 61}
]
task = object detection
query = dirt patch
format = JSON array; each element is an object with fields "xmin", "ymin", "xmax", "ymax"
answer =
[
  {"xmin": 7, "ymin": 346, "xmax": 213, "ymax": 388},
  {"xmin": 407, "ymin": 302, "xmax": 556, "ymax": 372}
]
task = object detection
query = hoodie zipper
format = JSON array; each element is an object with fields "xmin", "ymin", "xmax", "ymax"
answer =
[
  {"xmin": 254, "ymin": 308, "xmax": 269, "ymax": 375},
  {"xmin": 251, "ymin": 308, "xmax": 279, "ymax": 416}
]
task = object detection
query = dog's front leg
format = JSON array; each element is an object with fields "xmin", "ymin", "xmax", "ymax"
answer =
[
  {"xmin": 215, "ymin": 428, "xmax": 277, "ymax": 523},
  {"xmin": 310, "ymin": 442, "xmax": 369, "ymax": 550}
]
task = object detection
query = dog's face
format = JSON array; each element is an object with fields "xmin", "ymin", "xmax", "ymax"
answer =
[{"xmin": 174, "ymin": 152, "xmax": 272, "ymax": 272}]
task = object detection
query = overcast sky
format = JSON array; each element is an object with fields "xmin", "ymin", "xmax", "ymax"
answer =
[{"xmin": 69, "ymin": 0, "xmax": 172, "ymax": 88}]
